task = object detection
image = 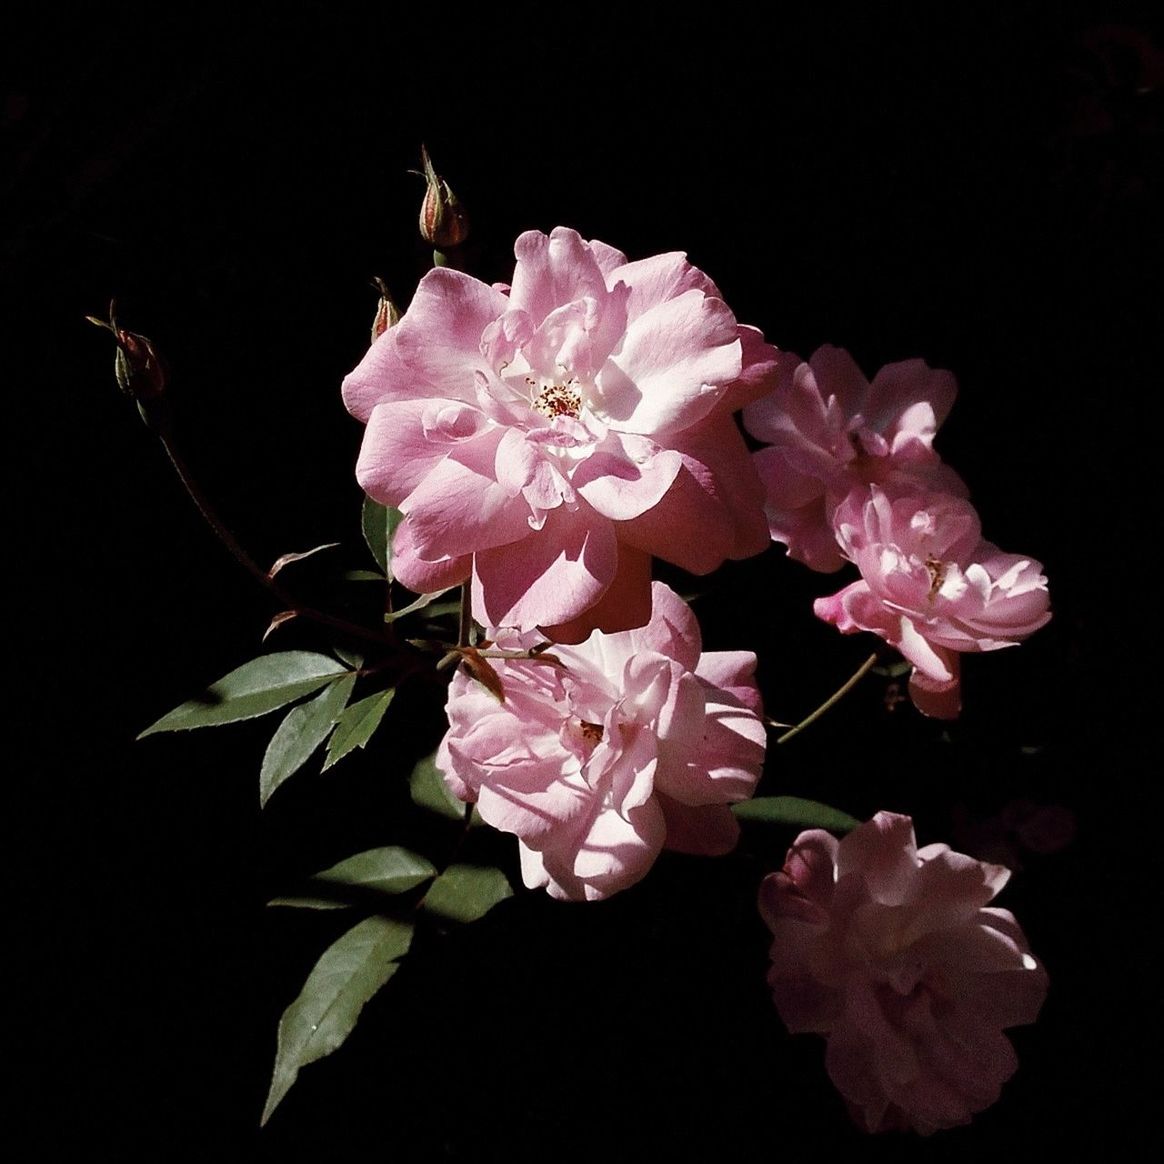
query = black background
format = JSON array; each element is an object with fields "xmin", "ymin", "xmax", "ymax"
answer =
[{"xmin": 7, "ymin": 3, "xmax": 1161, "ymax": 1159}]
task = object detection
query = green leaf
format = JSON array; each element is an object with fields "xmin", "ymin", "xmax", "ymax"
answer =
[
  {"xmin": 261, "ymin": 915, "xmax": 412, "ymax": 1125},
  {"xmin": 139, "ymin": 652, "xmax": 349, "ymax": 738},
  {"xmin": 361, "ymin": 497, "xmax": 402, "ymax": 581},
  {"xmin": 423, "ymin": 864, "xmax": 513, "ymax": 924},
  {"xmin": 344, "ymin": 569, "xmax": 386, "ymax": 582},
  {"xmin": 408, "ymin": 750, "xmax": 465, "ymax": 821},
  {"xmin": 732, "ymin": 796, "xmax": 860, "ymax": 833},
  {"xmin": 322, "ymin": 687, "xmax": 395, "ymax": 770},
  {"xmin": 259, "ymin": 673, "xmax": 357, "ymax": 807},
  {"xmin": 269, "ymin": 846, "xmax": 437, "ymax": 909},
  {"xmin": 333, "ymin": 647, "xmax": 364, "ymax": 670}
]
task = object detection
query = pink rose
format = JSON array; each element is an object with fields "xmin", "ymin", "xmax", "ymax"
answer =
[
  {"xmin": 343, "ymin": 227, "xmax": 776, "ymax": 640},
  {"xmin": 814, "ymin": 486, "xmax": 1051, "ymax": 718},
  {"xmin": 742, "ymin": 345, "xmax": 966, "ymax": 572},
  {"xmin": 759, "ymin": 812, "xmax": 1048, "ymax": 1135},
  {"xmin": 435, "ymin": 582, "xmax": 766, "ymax": 901}
]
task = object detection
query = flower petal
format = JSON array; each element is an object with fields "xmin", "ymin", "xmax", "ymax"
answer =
[{"xmin": 472, "ymin": 502, "xmax": 618, "ymax": 629}]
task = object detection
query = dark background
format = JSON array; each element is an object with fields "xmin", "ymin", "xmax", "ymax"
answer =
[{"xmin": 7, "ymin": 3, "xmax": 1160, "ymax": 1159}]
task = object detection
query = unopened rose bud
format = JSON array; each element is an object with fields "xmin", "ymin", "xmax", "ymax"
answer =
[
  {"xmin": 86, "ymin": 302, "xmax": 166, "ymax": 402},
  {"xmin": 370, "ymin": 277, "xmax": 400, "ymax": 343},
  {"xmin": 418, "ymin": 145, "xmax": 469, "ymax": 250},
  {"xmin": 87, "ymin": 302, "xmax": 169, "ymax": 430}
]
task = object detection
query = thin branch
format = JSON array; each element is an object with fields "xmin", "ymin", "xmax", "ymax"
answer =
[
  {"xmin": 776, "ymin": 652, "xmax": 879, "ymax": 745},
  {"xmin": 158, "ymin": 434, "xmax": 390, "ymax": 648},
  {"xmin": 458, "ymin": 581, "xmax": 472, "ymax": 647}
]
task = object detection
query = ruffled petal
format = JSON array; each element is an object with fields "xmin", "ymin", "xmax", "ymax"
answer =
[{"xmin": 472, "ymin": 502, "xmax": 618, "ymax": 630}]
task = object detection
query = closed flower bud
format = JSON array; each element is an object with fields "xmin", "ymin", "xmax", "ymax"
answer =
[
  {"xmin": 369, "ymin": 277, "xmax": 400, "ymax": 343},
  {"xmin": 87, "ymin": 302, "xmax": 166, "ymax": 403},
  {"xmin": 418, "ymin": 145, "xmax": 469, "ymax": 249}
]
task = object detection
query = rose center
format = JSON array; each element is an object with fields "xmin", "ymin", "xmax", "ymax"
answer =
[
  {"xmin": 528, "ymin": 377, "xmax": 582, "ymax": 420},
  {"xmin": 924, "ymin": 555, "xmax": 947, "ymax": 599},
  {"xmin": 580, "ymin": 720, "xmax": 604, "ymax": 745}
]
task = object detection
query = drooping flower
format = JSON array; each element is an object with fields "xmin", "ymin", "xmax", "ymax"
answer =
[
  {"xmin": 813, "ymin": 487, "xmax": 1051, "ymax": 717},
  {"xmin": 742, "ymin": 345, "xmax": 966, "ymax": 572},
  {"xmin": 343, "ymin": 227, "xmax": 776, "ymax": 640},
  {"xmin": 759, "ymin": 812, "xmax": 1048, "ymax": 1135},
  {"xmin": 435, "ymin": 582, "xmax": 766, "ymax": 901}
]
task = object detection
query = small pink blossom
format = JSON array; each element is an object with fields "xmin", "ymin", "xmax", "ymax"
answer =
[
  {"xmin": 742, "ymin": 345, "xmax": 966, "ymax": 571},
  {"xmin": 814, "ymin": 487, "xmax": 1051, "ymax": 718},
  {"xmin": 435, "ymin": 582, "xmax": 766, "ymax": 901},
  {"xmin": 759, "ymin": 812, "xmax": 1047, "ymax": 1135},
  {"xmin": 343, "ymin": 227, "xmax": 776, "ymax": 640}
]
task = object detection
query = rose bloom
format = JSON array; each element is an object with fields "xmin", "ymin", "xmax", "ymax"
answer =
[
  {"xmin": 435, "ymin": 583, "xmax": 766, "ymax": 901},
  {"xmin": 742, "ymin": 345, "xmax": 966, "ymax": 572},
  {"xmin": 759, "ymin": 812, "xmax": 1047, "ymax": 1135},
  {"xmin": 814, "ymin": 486, "xmax": 1051, "ymax": 718},
  {"xmin": 343, "ymin": 227, "xmax": 776, "ymax": 640}
]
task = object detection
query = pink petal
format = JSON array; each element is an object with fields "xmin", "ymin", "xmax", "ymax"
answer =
[
  {"xmin": 344, "ymin": 268, "xmax": 507, "ymax": 417},
  {"xmin": 471, "ymin": 502, "xmax": 618, "ymax": 630},
  {"xmin": 508, "ymin": 227, "xmax": 610, "ymax": 327},
  {"xmin": 867, "ymin": 358, "xmax": 958, "ymax": 436},
  {"xmin": 622, "ymin": 580, "xmax": 702, "ymax": 672},
  {"xmin": 606, "ymin": 250, "xmax": 721, "ymax": 322},
  {"xmin": 404, "ymin": 428, "xmax": 533, "ymax": 560},
  {"xmin": 837, "ymin": 812, "xmax": 919, "ymax": 904},
  {"xmin": 390, "ymin": 516, "xmax": 471, "ymax": 594},
  {"xmin": 541, "ymin": 543, "xmax": 652, "ymax": 644},
  {"xmin": 597, "ymin": 290, "xmax": 742, "ymax": 435},
  {"xmin": 341, "ymin": 328, "xmax": 415, "ymax": 423},
  {"xmin": 908, "ymin": 661, "xmax": 962, "ymax": 719},
  {"xmin": 573, "ymin": 434, "xmax": 683, "ymax": 521}
]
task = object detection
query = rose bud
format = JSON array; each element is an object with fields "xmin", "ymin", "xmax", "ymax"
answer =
[
  {"xmin": 370, "ymin": 277, "xmax": 400, "ymax": 344},
  {"xmin": 418, "ymin": 144, "xmax": 469, "ymax": 250}
]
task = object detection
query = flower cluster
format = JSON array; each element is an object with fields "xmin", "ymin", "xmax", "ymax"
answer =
[
  {"xmin": 759, "ymin": 812, "xmax": 1047, "ymax": 1134},
  {"xmin": 743, "ymin": 346, "xmax": 1050, "ymax": 716},
  {"xmin": 339, "ymin": 226, "xmax": 1051, "ymax": 1135},
  {"xmin": 436, "ymin": 582, "xmax": 766, "ymax": 901}
]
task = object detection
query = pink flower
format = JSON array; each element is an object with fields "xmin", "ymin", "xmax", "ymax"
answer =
[
  {"xmin": 343, "ymin": 227, "xmax": 776, "ymax": 640},
  {"xmin": 435, "ymin": 582, "xmax": 766, "ymax": 901},
  {"xmin": 742, "ymin": 345, "xmax": 966, "ymax": 572},
  {"xmin": 814, "ymin": 487, "xmax": 1051, "ymax": 718},
  {"xmin": 759, "ymin": 812, "xmax": 1047, "ymax": 1135}
]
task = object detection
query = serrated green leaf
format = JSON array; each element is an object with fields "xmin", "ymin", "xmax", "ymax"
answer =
[
  {"xmin": 423, "ymin": 864, "xmax": 512, "ymax": 924},
  {"xmin": 259, "ymin": 673, "xmax": 357, "ymax": 807},
  {"xmin": 261, "ymin": 915, "xmax": 412, "ymax": 1125},
  {"xmin": 269, "ymin": 846, "xmax": 437, "ymax": 909},
  {"xmin": 409, "ymin": 751, "xmax": 465, "ymax": 821},
  {"xmin": 360, "ymin": 497, "xmax": 402, "ymax": 581},
  {"xmin": 322, "ymin": 687, "xmax": 395, "ymax": 770},
  {"xmin": 731, "ymin": 796, "xmax": 860, "ymax": 832},
  {"xmin": 139, "ymin": 652, "xmax": 349, "ymax": 738}
]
